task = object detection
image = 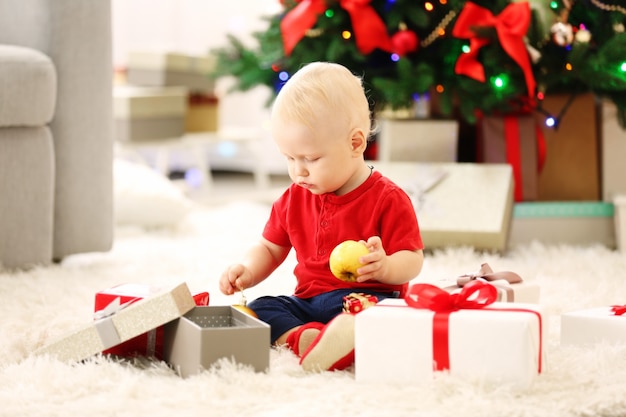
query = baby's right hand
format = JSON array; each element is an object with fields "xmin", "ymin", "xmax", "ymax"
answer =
[{"xmin": 219, "ymin": 264, "xmax": 250, "ymax": 295}]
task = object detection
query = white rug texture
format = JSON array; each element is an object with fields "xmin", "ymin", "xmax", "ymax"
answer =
[{"xmin": 2, "ymin": 200, "xmax": 626, "ymax": 417}]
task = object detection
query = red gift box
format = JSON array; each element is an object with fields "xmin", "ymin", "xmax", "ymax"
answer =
[
  {"xmin": 94, "ymin": 284, "xmax": 209, "ymax": 359},
  {"xmin": 343, "ymin": 293, "xmax": 378, "ymax": 314}
]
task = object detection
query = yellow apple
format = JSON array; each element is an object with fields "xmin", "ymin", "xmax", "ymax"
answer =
[
  {"xmin": 329, "ymin": 240, "xmax": 369, "ymax": 282},
  {"xmin": 233, "ymin": 304, "xmax": 258, "ymax": 318}
]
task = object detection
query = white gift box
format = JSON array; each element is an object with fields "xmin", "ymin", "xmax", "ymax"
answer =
[
  {"xmin": 127, "ymin": 51, "xmax": 216, "ymax": 92},
  {"xmin": 373, "ymin": 162, "xmax": 514, "ymax": 252},
  {"xmin": 355, "ymin": 298, "xmax": 544, "ymax": 389},
  {"xmin": 615, "ymin": 195, "xmax": 626, "ymax": 254},
  {"xmin": 114, "ymin": 86, "xmax": 188, "ymax": 142},
  {"xmin": 440, "ymin": 279, "xmax": 540, "ymax": 303},
  {"xmin": 426, "ymin": 263, "xmax": 540, "ymax": 304},
  {"xmin": 376, "ymin": 118, "xmax": 459, "ymax": 163},
  {"xmin": 561, "ymin": 307, "xmax": 626, "ymax": 346}
]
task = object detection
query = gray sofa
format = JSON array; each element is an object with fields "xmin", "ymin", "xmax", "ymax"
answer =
[{"xmin": 0, "ymin": 0, "xmax": 114, "ymax": 269}]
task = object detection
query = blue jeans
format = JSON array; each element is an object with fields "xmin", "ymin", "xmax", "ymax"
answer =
[{"xmin": 248, "ymin": 289, "xmax": 399, "ymax": 343}]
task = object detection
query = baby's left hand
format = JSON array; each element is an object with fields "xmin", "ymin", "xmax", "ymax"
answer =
[{"xmin": 355, "ymin": 236, "xmax": 389, "ymax": 283}]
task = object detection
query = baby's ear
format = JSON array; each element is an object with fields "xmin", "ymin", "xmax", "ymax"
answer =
[{"xmin": 350, "ymin": 128, "xmax": 367, "ymax": 153}]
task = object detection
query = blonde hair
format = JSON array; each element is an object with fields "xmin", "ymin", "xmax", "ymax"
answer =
[{"xmin": 271, "ymin": 62, "xmax": 372, "ymax": 138}]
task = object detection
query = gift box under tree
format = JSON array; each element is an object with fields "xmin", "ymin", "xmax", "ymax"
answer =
[
  {"xmin": 533, "ymin": 93, "xmax": 600, "ymax": 201},
  {"xmin": 480, "ymin": 114, "xmax": 545, "ymax": 202}
]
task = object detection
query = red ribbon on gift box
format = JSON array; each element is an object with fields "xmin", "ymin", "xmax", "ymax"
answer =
[
  {"xmin": 94, "ymin": 289, "xmax": 210, "ymax": 358},
  {"xmin": 503, "ymin": 116, "xmax": 546, "ymax": 201},
  {"xmin": 611, "ymin": 305, "xmax": 626, "ymax": 316},
  {"xmin": 406, "ymin": 281, "xmax": 496, "ymax": 371},
  {"xmin": 404, "ymin": 280, "xmax": 543, "ymax": 373},
  {"xmin": 343, "ymin": 292, "xmax": 378, "ymax": 314}
]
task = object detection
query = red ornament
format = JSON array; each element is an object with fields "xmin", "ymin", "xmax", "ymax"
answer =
[{"xmin": 391, "ymin": 29, "xmax": 419, "ymax": 56}]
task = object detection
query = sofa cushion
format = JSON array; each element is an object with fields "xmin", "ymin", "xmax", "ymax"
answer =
[{"xmin": 0, "ymin": 45, "xmax": 56, "ymax": 127}]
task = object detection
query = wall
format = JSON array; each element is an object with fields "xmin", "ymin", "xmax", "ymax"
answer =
[{"xmin": 112, "ymin": 0, "xmax": 287, "ymax": 173}]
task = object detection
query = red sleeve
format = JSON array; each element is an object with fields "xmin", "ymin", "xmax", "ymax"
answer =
[
  {"xmin": 377, "ymin": 186, "xmax": 424, "ymax": 254},
  {"xmin": 262, "ymin": 189, "xmax": 293, "ymax": 248}
]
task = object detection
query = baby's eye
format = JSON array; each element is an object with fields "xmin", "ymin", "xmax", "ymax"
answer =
[{"xmin": 306, "ymin": 157, "xmax": 320, "ymax": 162}]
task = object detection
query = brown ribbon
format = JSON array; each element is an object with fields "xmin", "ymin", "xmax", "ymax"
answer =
[{"xmin": 450, "ymin": 263, "xmax": 523, "ymax": 302}]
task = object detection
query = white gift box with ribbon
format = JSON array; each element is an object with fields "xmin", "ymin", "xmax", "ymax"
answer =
[
  {"xmin": 33, "ymin": 282, "xmax": 195, "ymax": 363},
  {"xmin": 355, "ymin": 294, "xmax": 544, "ymax": 390},
  {"xmin": 434, "ymin": 263, "xmax": 540, "ymax": 304},
  {"xmin": 561, "ymin": 306, "xmax": 626, "ymax": 346}
]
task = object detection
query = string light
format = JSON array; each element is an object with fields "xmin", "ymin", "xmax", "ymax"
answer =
[
  {"xmin": 491, "ymin": 74, "xmax": 509, "ymax": 90},
  {"xmin": 620, "ymin": 62, "xmax": 626, "ymax": 72},
  {"xmin": 435, "ymin": 84, "xmax": 445, "ymax": 93},
  {"xmin": 342, "ymin": 30, "xmax": 352, "ymax": 40},
  {"xmin": 565, "ymin": 63, "xmax": 573, "ymax": 71},
  {"xmin": 325, "ymin": 9, "xmax": 334, "ymax": 18},
  {"xmin": 391, "ymin": 53, "xmax": 400, "ymax": 62},
  {"xmin": 425, "ymin": 2, "xmax": 434, "ymax": 11},
  {"xmin": 461, "ymin": 45, "xmax": 470, "ymax": 53},
  {"xmin": 278, "ymin": 71, "xmax": 289, "ymax": 81},
  {"xmin": 536, "ymin": 92, "xmax": 576, "ymax": 131}
]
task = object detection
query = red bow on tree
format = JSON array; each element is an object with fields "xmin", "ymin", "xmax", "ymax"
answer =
[
  {"xmin": 280, "ymin": 0, "xmax": 328, "ymax": 56},
  {"xmin": 452, "ymin": 1, "xmax": 536, "ymax": 97},
  {"xmin": 280, "ymin": 0, "xmax": 391, "ymax": 56},
  {"xmin": 339, "ymin": 0, "xmax": 392, "ymax": 54}
]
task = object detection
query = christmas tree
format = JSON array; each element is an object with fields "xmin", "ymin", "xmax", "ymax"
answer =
[{"xmin": 211, "ymin": 0, "xmax": 626, "ymax": 127}]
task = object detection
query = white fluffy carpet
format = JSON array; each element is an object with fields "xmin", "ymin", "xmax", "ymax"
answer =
[{"xmin": 2, "ymin": 200, "xmax": 626, "ymax": 417}]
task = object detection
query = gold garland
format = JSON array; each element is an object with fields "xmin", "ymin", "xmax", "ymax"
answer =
[
  {"xmin": 589, "ymin": 0, "xmax": 626, "ymax": 15},
  {"xmin": 305, "ymin": 7, "xmax": 459, "ymax": 49},
  {"xmin": 420, "ymin": 10, "xmax": 457, "ymax": 48}
]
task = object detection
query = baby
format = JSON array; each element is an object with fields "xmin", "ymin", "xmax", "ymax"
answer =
[{"xmin": 219, "ymin": 62, "xmax": 424, "ymax": 372}]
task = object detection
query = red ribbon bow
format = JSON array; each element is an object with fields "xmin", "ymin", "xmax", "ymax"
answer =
[
  {"xmin": 452, "ymin": 1, "xmax": 536, "ymax": 97},
  {"xmin": 280, "ymin": 0, "xmax": 328, "ymax": 56},
  {"xmin": 280, "ymin": 0, "xmax": 391, "ymax": 56},
  {"xmin": 339, "ymin": 0, "xmax": 392, "ymax": 54},
  {"xmin": 405, "ymin": 280, "xmax": 498, "ymax": 370},
  {"xmin": 611, "ymin": 305, "xmax": 626, "ymax": 316}
]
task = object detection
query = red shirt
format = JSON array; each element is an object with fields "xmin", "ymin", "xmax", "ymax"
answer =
[{"xmin": 262, "ymin": 170, "xmax": 424, "ymax": 299}]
